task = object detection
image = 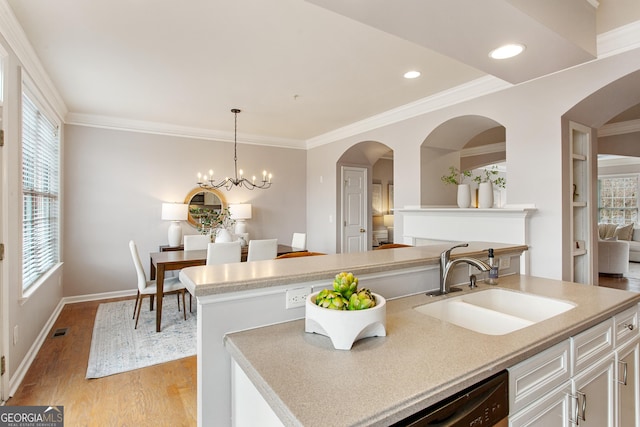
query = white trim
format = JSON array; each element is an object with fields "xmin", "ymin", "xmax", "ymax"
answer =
[
  {"xmin": 0, "ymin": 0, "xmax": 67, "ymax": 120},
  {"xmin": 461, "ymin": 142, "xmax": 506, "ymax": 157},
  {"xmin": 8, "ymin": 288, "xmax": 137, "ymax": 397},
  {"xmin": 65, "ymin": 113, "xmax": 306, "ymax": 150},
  {"xmin": 306, "ymin": 76, "xmax": 511, "ymax": 148},
  {"xmin": 9, "ymin": 298, "xmax": 64, "ymax": 397},
  {"xmin": 598, "ymin": 118, "xmax": 640, "ymax": 137},
  {"xmin": 597, "ymin": 20, "xmax": 640, "ymax": 59}
]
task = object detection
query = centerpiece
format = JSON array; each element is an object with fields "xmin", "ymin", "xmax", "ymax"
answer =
[
  {"xmin": 441, "ymin": 166, "xmax": 472, "ymax": 208},
  {"xmin": 305, "ymin": 272, "xmax": 386, "ymax": 350}
]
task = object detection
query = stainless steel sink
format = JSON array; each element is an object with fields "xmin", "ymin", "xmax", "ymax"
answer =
[{"xmin": 414, "ymin": 288, "xmax": 575, "ymax": 335}]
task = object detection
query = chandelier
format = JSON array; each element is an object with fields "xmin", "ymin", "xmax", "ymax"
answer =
[{"xmin": 197, "ymin": 108, "xmax": 272, "ymax": 191}]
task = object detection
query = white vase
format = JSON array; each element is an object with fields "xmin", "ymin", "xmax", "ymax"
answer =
[
  {"xmin": 215, "ymin": 228, "xmax": 233, "ymax": 242},
  {"xmin": 456, "ymin": 184, "xmax": 471, "ymax": 208},
  {"xmin": 478, "ymin": 182, "xmax": 494, "ymax": 208}
]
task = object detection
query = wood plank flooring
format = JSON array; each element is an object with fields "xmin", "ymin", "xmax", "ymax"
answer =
[
  {"xmin": 598, "ymin": 262, "xmax": 640, "ymax": 293},
  {"xmin": 5, "ymin": 297, "xmax": 197, "ymax": 426}
]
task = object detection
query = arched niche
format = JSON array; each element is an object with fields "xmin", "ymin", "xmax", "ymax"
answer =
[
  {"xmin": 183, "ymin": 187, "xmax": 227, "ymax": 229},
  {"xmin": 420, "ymin": 115, "xmax": 506, "ymax": 206}
]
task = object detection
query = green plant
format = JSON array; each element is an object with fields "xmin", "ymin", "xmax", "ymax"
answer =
[
  {"xmin": 441, "ymin": 166, "xmax": 472, "ymax": 185},
  {"xmin": 473, "ymin": 166, "xmax": 506, "ymax": 189},
  {"xmin": 191, "ymin": 206, "xmax": 236, "ymax": 234}
]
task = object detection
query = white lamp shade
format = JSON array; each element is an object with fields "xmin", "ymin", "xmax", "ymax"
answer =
[
  {"xmin": 161, "ymin": 203, "xmax": 188, "ymax": 221},
  {"xmin": 229, "ymin": 203, "xmax": 252, "ymax": 220},
  {"xmin": 383, "ymin": 214, "xmax": 394, "ymax": 227}
]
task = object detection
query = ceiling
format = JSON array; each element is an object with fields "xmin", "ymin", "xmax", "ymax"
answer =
[{"xmin": 4, "ymin": 0, "xmax": 639, "ymax": 148}]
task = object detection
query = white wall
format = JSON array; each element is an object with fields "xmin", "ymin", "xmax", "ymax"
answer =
[
  {"xmin": 63, "ymin": 125, "xmax": 307, "ymax": 297},
  {"xmin": 306, "ymin": 46, "xmax": 640, "ymax": 281}
]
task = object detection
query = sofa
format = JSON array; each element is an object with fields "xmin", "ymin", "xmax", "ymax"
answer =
[
  {"xmin": 597, "ymin": 223, "xmax": 640, "ymax": 273},
  {"xmin": 598, "ymin": 239, "xmax": 629, "ymax": 276}
]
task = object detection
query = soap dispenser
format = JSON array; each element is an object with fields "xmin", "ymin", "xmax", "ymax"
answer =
[{"xmin": 486, "ymin": 248, "xmax": 499, "ymax": 285}]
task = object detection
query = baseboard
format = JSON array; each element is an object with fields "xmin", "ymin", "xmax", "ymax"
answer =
[
  {"xmin": 61, "ymin": 289, "xmax": 137, "ymax": 305},
  {"xmin": 8, "ymin": 289, "xmax": 138, "ymax": 397},
  {"xmin": 9, "ymin": 298, "xmax": 66, "ymax": 397}
]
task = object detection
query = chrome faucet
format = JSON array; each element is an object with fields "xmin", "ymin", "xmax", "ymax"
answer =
[{"xmin": 435, "ymin": 243, "xmax": 491, "ymax": 295}]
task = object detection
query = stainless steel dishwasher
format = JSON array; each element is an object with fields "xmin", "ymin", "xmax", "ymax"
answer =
[{"xmin": 391, "ymin": 370, "xmax": 509, "ymax": 427}]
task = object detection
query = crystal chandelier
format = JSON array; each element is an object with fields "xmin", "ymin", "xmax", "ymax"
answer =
[{"xmin": 197, "ymin": 109, "xmax": 272, "ymax": 191}]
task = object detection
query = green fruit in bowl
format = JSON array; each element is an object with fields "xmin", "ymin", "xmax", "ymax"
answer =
[
  {"xmin": 315, "ymin": 289, "xmax": 349, "ymax": 310},
  {"xmin": 333, "ymin": 272, "xmax": 358, "ymax": 299},
  {"xmin": 348, "ymin": 288, "xmax": 376, "ymax": 310}
]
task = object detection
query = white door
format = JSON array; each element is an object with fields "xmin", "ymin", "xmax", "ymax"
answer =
[{"xmin": 341, "ymin": 166, "xmax": 367, "ymax": 253}]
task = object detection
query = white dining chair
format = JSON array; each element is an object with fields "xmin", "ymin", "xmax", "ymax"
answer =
[
  {"xmin": 291, "ymin": 232, "xmax": 306, "ymax": 250},
  {"xmin": 206, "ymin": 241, "xmax": 242, "ymax": 265},
  {"xmin": 184, "ymin": 234, "xmax": 211, "ymax": 251},
  {"xmin": 129, "ymin": 240, "xmax": 187, "ymax": 329},
  {"xmin": 247, "ymin": 238, "xmax": 278, "ymax": 262}
]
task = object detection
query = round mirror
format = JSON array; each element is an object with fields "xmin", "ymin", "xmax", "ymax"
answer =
[{"xmin": 184, "ymin": 187, "xmax": 227, "ymax": 230}]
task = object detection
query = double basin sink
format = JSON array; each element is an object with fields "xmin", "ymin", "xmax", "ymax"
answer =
[{"xmin": 414, "ymin": 288, "xmax": 575, "ymax": 335}]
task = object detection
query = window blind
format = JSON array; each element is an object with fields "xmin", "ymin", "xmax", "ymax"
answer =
[{"xmin": 22, "ymin": 91, "xmax": 60, "ymax": 291}]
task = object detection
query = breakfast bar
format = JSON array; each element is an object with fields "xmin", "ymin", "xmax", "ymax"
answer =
[{"xmin": 179, "ymin": 242, "xmax": 640, "ymax": 426}]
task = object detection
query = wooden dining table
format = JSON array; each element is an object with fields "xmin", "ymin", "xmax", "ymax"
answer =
[{"xmin": 149, "ymin": 244, "xmax": 304, "ymax": 332}]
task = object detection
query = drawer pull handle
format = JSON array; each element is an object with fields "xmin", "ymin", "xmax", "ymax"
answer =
[
  {"xmin": 618, "ymin": 360, "xmax": 628, "ymax": 386},
  {"xmin": 623, "ymin": 323, "xmax": 634, "ymax": 331}
]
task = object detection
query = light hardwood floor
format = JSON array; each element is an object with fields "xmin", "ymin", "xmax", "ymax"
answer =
[
  {"xmin": 5, "ymin": 297, "xmax": 197, "ymax": 426},
  {"xmin": 598, "ymin": 262, "xmax": 640, "ymax": 293}
]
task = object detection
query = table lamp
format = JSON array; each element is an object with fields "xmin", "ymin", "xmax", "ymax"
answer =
[
  {"xmin": 161, "ymin": 203, "xmax": 188, "ymax": 247},
  {"xmin": 383, "ymin": 214, "xmax": 394, "ymax": 242},
  {"xmin": 229, "ymin": 203, "xmax": 252, "ymax": 245}
]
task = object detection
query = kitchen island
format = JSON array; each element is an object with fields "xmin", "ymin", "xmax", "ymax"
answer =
[
  {"xmin": 224, "ymin": 276, "xmax": 640, "ymax": 426},
  {"xmin": 179, "ymin": 242, "xmax": 530, "ymax": 425}
]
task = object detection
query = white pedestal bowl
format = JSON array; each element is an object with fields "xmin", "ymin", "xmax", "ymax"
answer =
[{"xmin": 305, "ymin": 291, "xmax": 386, "ymax": 350}]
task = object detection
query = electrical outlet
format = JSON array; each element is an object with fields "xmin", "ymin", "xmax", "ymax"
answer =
[
  {"xmin": 286, "ymin": 287, "xmax": 311, "ymax": 309},
  {"xmin": 499, "ymin": 256, "xmax": 510, "ymax": 270}
]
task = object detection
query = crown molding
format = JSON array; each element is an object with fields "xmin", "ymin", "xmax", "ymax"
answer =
[
  {"xmin": 306, "ymin": 20, "xmax": 640, "ymax": 150},
  {"xmin": 0, "ymin": 0, "xmax": 67, "ymax": 119},
  {"xmin": 305, "ymin": 76, "xmax": 511, "ymax": 149},
  {"xmin": 597, "ymin": 20, "xmax": 640, "ymax": 59},
  {"xmin": 598, "ymin": 118, "xmax": 640, "ymax": 137},
  {"xmin": 461, "ymin": 142, "xmax": 506, "ymax": 157},
  {"xmin": 65, "ymin": 112, "xmax": 306, "ymax": 150},
  {"xmin": 597, "ymin": 155, "xmax": 640, "ymax": 167}
]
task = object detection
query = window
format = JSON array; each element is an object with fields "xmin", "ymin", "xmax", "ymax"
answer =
[
  {"xmin": 22, "ymin": 90, "xmax": 60, "ymax": 291},
  {"xmin": 598, "ymin": 175, "xmax": 638, "ymax": 225}
]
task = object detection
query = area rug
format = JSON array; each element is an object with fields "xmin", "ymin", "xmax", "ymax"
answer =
[{"xmin": 86, "ymin": 298, "xmax": 196, "ymax": 378}]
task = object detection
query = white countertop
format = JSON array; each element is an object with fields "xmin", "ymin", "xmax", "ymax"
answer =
[{"xmin": 224, "ymin": 275, "xmax": 640, "ymax": 426}]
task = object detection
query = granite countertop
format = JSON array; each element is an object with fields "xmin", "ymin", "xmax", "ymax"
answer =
[
  {"xmin": 179, "ymin": 241, "xmax": 526, "ymax": 297},
  {"xmin": 224, "ymin": 275, "xmax": 640, "ymax": 426}
]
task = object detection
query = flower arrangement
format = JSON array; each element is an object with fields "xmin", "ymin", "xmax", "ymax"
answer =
[
  {"xmin": 441, "ymin": 166, "xmax": 472, "ymax": 185},
  {"xmin": 473, "ymin": 166, "xmax": 506, "ymax": 189},
  {"xmin": 191, "ymin": 206, "xmax": 236, "ymax": 235}
]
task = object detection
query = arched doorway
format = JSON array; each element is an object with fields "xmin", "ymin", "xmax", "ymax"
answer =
[
  {"xmin": 336, "ymin": 141, "xmax": 393, "ymax": 252},
  {"xmin": 562, "ymin": 69, "xmax": 640, "ymax": 284}
]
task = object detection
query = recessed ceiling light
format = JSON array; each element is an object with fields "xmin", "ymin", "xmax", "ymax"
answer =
[
  {"xmin": 489, "ymin": 44, "xmax": 526, "ymax": 60},
  {"xmin": 404, "ymin": 70, "xmax": 421, "ymax": 79}
]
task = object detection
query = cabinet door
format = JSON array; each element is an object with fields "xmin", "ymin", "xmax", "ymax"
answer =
[
  {"xmin": 509, "ymin": 383, "xmax": 572, "ymax": 427},
  {"xmin": 617, "ymin": 340, "xmax": 639, "ymax": 427},
  {"xmin": 572, "ymin": 355, "xmax": 615, "ymax": 427}
]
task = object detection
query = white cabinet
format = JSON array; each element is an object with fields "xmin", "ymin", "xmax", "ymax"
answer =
[
  {"xmin": 509, "ymin": 383, "xmax": 572, "ymax": 427},
  {"xmin": 571, "ymin": 354, "xmax": 616, "ymax": 426},
  {"xmin": 510, "ymin": 306, "xmax": 640, "ymax": 426},
  {"xmin": 616, "ymin": 339, "xmax": 639, "ymax": 427}
]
